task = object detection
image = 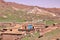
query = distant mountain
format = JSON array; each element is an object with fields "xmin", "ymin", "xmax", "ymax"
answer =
[
  {"xmin": 45, "ymin": 8, "xmax": 60, "ymax": 16},
  {"xmin": 0, "ymin": 0, "xmax": 60, "ymax": 22}
]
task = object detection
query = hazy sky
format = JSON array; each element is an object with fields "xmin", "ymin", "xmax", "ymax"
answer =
[{"xmin": 4, "ymin": 0, "xmax": 60, "ymax": 8}]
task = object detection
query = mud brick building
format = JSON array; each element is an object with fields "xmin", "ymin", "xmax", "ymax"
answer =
[
  {"xmin": 0, "ymin": 23, "xmax": 34, "ymax": 40},
  {"xmin": 0, "ymin": 22, "xmax": 59, "ymax": 40}
]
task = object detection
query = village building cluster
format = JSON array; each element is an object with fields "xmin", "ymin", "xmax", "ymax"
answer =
[{"xmin": 0, "ymin": 22, "xmax": 59, "ymax": 40}]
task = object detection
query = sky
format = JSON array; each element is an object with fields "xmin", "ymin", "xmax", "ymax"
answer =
[{"xmin": 4, "ymin": 0, "xmax": 60, "ymax": 8}]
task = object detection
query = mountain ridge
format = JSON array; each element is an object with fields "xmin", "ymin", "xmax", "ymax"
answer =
[{"xmin": 0, "ymin": 0, "xmax": 60, "ymax": 22}]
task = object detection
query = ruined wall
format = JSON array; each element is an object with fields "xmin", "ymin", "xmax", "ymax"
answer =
[{"xmin": 1, "ymin": 34, "xmax": 22, "ymax": 40}]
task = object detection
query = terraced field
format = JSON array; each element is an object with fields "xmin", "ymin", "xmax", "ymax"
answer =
[
  {"xmin": 21, "ymin": 29, "xmax": 60, "ymax": 40},
  {"xmin": 39, "ymin": 28, "xmax": 60, "ymax": 40}
]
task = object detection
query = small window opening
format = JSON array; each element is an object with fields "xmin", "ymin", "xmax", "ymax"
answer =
[
  {"xmin": 0, "ymin": 38, "xmax": 2, "ymax": 40},
  {"xmin": 45, "ymin": 26, "xmax": 49, "ymax": 28},
  {"xmin": 38, "ymin": 35, "xmax": 43, "ymax": 38},
  {"xmin": 56, "ymin": 38, "xmax": 60, "ymax": 40},
  {"xmin": 10, "ymin": 29, "xmax": 12, "ymax": 31},
  {"xmin": 3, "ymin": 29, "xmax": 7, "ymax": 31},
  {"xmin": 53, "ymin": 24, "xmax": 55, "ymax": 26},
  {"xmin": 25, "ymin": 26, "xmax": 26, "ymax": 29}
]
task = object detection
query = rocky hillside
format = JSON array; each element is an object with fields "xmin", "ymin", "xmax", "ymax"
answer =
[{"xmin": 0, "ymin": 0, "xmax": 60, "ymax": 22}]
